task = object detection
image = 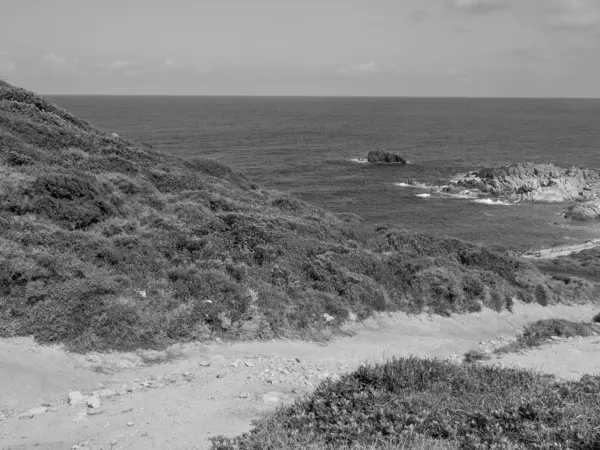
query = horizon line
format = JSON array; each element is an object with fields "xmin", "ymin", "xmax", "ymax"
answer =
[{"xmin": 44, "ymin": 93, "xmax": 600, "ymax": 100}]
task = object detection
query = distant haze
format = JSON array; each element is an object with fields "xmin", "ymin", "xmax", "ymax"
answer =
[{"xmin": 1, "ymin": 0, "xmax": 600, "ymax": 97}]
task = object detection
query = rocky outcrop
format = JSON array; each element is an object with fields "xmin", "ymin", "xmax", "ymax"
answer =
[
  {"xmin": 453, "ymin": 163, "xmax": 600, "ymax": 203},
  {"xmin": 367, "ymin": 149, "xmax": 407, "ymax": 164},
  {"xmin": 565, "ymin": 199, "xmax": 600, "ymax": 221}
]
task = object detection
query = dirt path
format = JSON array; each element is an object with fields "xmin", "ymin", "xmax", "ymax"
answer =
[{"xmin": 1, "ymin": 302, "xmax": 598, "ymax": 450}]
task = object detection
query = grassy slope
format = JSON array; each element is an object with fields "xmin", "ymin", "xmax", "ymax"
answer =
[
  {"xmin": 211, "ymin": 357, "xmax": 600, "ymax": 450},
  {"xmin": 0, "ymin": 81, "xmax": 598, "ymax": 351}
]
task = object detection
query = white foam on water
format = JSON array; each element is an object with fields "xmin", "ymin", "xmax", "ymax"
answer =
[
  {"xmin": 394, "ymin": 182, "xmax": 432, "ymax": 189},
  {"xmin": 416, "ymin": 193, "xmax": 431, "ymax": 198},
  {"xmin": 349, "ymin": 158, "xmax": 369, "ymax": 164},
  {"xmin": 472, "ymin": 198, "xmax": 512, "ymax": 206}
]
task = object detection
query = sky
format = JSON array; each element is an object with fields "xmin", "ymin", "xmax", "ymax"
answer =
[{"xmin": 1, "ymin": 0, "xmax": 599, "ymax": 97}]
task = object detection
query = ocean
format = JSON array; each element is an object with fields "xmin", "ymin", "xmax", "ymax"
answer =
[{"xmin": 48, "ymin": 95, "xmax": 600, "ymax": 253}]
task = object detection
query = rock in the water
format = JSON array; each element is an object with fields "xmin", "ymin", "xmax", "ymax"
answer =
[
  {"xmin": 367, "ymin": 149, "xmax": 407, "ymax": 164},
  {"xmin": 565, "ymin": 199, "xmax": 600, "ymax": 220},
  {"xmin": 18, "ymin": 406, "xmax": 48, "ymax": 419},
  {"xmin": 68, "ymin": 391, "xmax": 87, "ymax": 407},
  {"xmin": 454, "ymin": 163, "xmax": 600, "ymax": 203}
]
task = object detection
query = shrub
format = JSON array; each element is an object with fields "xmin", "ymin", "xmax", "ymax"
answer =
[{"xmin": 212, "ymin": 357, "xmax": 600, "ymax": 450}]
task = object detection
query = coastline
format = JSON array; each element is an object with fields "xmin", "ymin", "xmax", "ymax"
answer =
[{"xmin": 519, "ymin": 238, "xmax": 600, "ymax": 259}]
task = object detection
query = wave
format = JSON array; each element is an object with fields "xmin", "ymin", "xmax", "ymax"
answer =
[
  {"xmin": 472, "ymin": 198, "xmax": 513, "ymax": 206},
  {"xmin": 394, "ymin": 182, "xmax": 433, "ymax": 189},
  {"xmin": 416, "ymin": 193, "xmax": 431, "ymax": 198},
  {"xmin": 438, "ymin": 189, "xmax": 478, "ymax": 199},
  {"xmin": 349, "ymin": 158, "xmax": 369, "ymax": 164}
]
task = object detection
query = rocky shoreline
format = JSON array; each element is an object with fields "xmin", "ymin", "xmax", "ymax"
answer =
[{"xmin": 406, "ymin": 162, "xmax": 600, "ymax": 221}]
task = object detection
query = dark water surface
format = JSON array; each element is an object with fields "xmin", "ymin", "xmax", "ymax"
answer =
[{"xmin": 49, "ymin": 95, "xmax": 600, "ymax": 252}]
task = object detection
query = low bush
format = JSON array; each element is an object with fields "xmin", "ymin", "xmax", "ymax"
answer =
[
  {"xmin": 211, "ymin": 357, "xmax": 600, "ymax": 450},
  {"xmin": 495, "ymin": 319, "xmax": 599, "ymax": 354}
]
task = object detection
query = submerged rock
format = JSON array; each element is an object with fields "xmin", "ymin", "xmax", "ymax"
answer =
[{"xmin": 367, "ymin": 149, "xmax": 407, "ymax": 164}]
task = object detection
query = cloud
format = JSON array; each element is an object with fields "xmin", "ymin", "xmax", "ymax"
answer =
[
  {"xmin": 41, "ymin": 53, "xmax": 79, "ymax": 73},
  {"xmin": 547, "ymin": 0, "xmax": 599, "ymax": 29},
  {"xmin": 444, "ymin": 0, "xmax": 510, "ymax": 14},
  {"xmin": 0, "ymin": 52, "xmax": 16, "ymax": 76},
  {"xmin": 104, "ymin": 60, "xmax": 140, "ymax": 77},
  {"xmin": 340, "ymin": 61, "xmax": 381, "ymax": 76},
  {"xmin": 107, "ymin": 60, "xmax": 133, "ymax": 70}
]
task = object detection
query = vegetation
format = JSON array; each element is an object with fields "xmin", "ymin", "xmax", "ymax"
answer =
[
  {"xmin": 494, "ymin": 319, "xmax": 600, "ymax": 355},
  {"xmin": 534, "ymin": 247, "xmax": 600, "ymax": 283},
  {"xmin": 211, "ymin": 357, "xmax": 600, "ymax": 450},
  {"xmin": 1, "ymin": 81, "xmax": 598, "ymax": 351}
]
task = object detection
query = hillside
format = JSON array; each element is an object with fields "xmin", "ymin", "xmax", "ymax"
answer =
[{"xmin": 0, "ymin": 81, "xmax": 597, "ymax": 352}]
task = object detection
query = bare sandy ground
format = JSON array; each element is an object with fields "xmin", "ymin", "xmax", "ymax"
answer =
[
  {"xmin": 520, "ymin": 238, "xmax": 600, "ymax": 259},
  {"xmin": 1, "ymin": 302, "xmax": 598, "ymax": 450}
]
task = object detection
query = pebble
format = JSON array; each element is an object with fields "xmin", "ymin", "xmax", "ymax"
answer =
[
  {"xmin": 18, "ymin": 406, "xmax": 48, "ymax": 420},
  {"xmin": 127, "ymin": 421, "xmax": 134, "ymax": 427},
  {"xmin": 244, "ymin": 361, "xmax": 254, "ymax": 367},
  {"xmin": 87, "ymin": 395, "xmax": 102, "ymax": 409},
  {"xmin": 239, "ymin": 392, "xmax": 249, "ymax": 398},
  {"xmin": 68, "ymin": 391, "xmax": 87, "ymax": 407},
  {"xmin": 198, "ymin": 361, "xmax": 211, "ymax": 367},
  {"xmin": 216, "ymin": 373, "xmax": 226, "ymax": 379}
]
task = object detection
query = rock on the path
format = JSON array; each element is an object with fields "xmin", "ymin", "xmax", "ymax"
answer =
[
  {"xmin": 87, "ymin": 395, "xmax": 102, "ymax": 409},
  {"xmin": 92, "ymin": 388, "xmax": 117, "ymax": 399},
  {"xmin": 262, "ymin": 392, "xmax": 282, "ymax": 403},
  {"xmin": 73, "ymin": 410, "xmax": 89, "ymax": 423},
  {"xmin": 68, "ymin": 391, "xmax": 87, "ymax": 407},
  {"xmin": 18, "ymin": 406, "xmax": 48, "ymax": 419}
]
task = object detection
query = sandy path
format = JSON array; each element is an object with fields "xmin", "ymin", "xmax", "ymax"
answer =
[{"xmin": 1, "ymin": 302, "xmax": 598, "ymax": 450}]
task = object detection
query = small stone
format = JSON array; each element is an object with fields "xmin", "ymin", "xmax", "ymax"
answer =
[
  {"xmin": 87, "ymin": 408, "xmax": 104, "ymax": 416},
  {"xmin": 295, "ymin": 358, "xmax": 301, "ymax": 363},
  {"xmin": 18, "ymin": 406, "xmax": 48, "ymax": 419},
  {"xmin": 182, "ymin": 372, "xmax": 194, "ymax": 382},
  {"xmin": 239, "ymin": 392, "xmax": 249, "ymax": 398},
  {"xmin": 348, "ymin": 311, "xmax": 358, "ymax": 322},
  {"xmin": 198, "ymin": 361, "xmax": 211, "ymax": 367},
  {"xmin": 322, "ymin": 313, "xmax": 335, "ymax": 323},
  {"xmin": 127, "ymin": 421, "xmax": 134, "ymax": 427},
  {"xmin": 262, "ymin": 392, "xmax": 281, "ymax": 403},
  {"xmin": 87, "ymin": 395, "xmax": 101, "ymax": 409},
  {"xmin": 245, "ymin": 361, "xmax": 254, "ymax": 367},
  {"xmin": 230, "ymin": 362, "xmax": 239, "ymax": 368},
  {"xmin": 68, "ymin": 391, "xmax": 87, "ymax": 407},
  {"xmin": 216, "ymin": 373, "xmax": 226, "ymax": 379},
  {"xmin": 73, "ymin": 410, "xmax": 89, "ymax": 423},
  {"xmin": 93, "ymin": 388, "xmax": 117, "ymax": 399},
  {"xmin": 111, "ymin": 440, "xmax": 118, "ymax": 447}
]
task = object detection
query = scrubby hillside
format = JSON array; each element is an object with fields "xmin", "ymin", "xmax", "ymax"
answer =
[{"xmin": 0, "ymin": 82, "xmax": 597, "ymax": 351}]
